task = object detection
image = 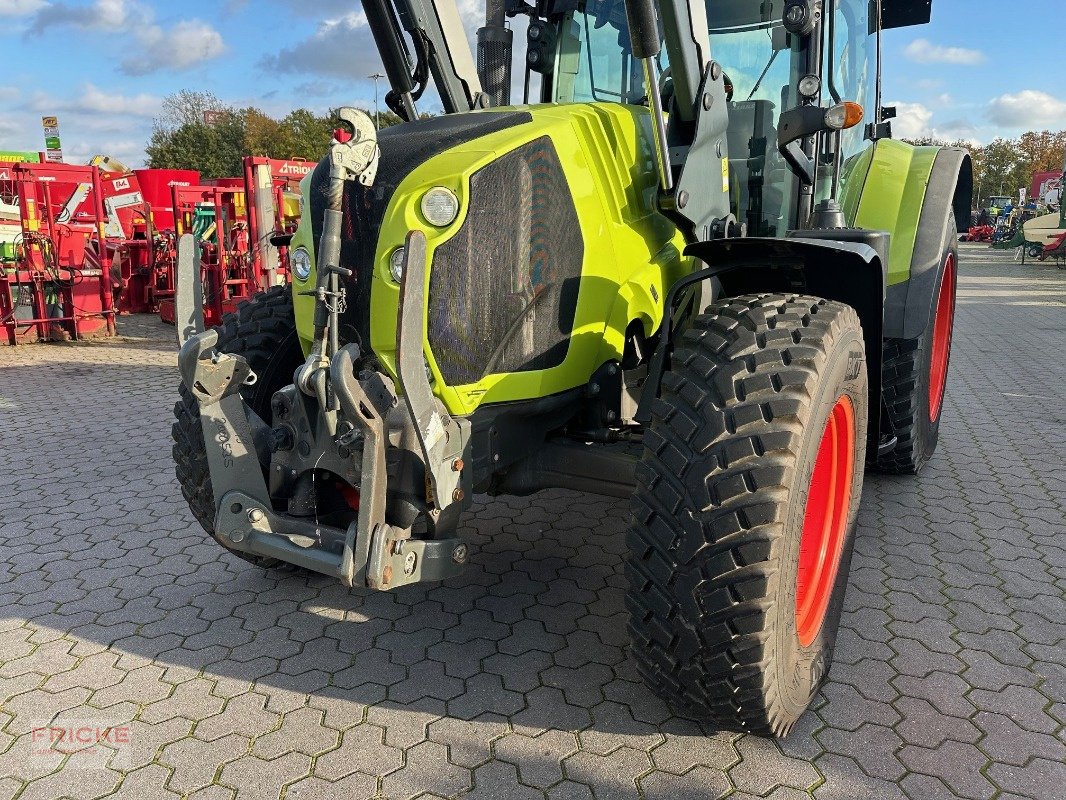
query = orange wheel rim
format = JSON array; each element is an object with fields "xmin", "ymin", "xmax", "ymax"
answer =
[
  {"xmin": 928, "ymin": 254, "xmax": 956, "ymax": 422},
  {"xmin": 795, "ymin": 395, "xmax": 856, "ymax": 647}
]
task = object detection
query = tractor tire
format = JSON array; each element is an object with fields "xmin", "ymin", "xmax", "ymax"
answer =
[
  {"xmin": 876, "ymin": 215, "xmax": 957, "ymax": 474},
  {"xmin": 172, "ymin": 285, "xmax": 304, "ymax": 568},
  {"xmin": 626, "ymin": 294, "xmax": 868, "ymax": 737}
]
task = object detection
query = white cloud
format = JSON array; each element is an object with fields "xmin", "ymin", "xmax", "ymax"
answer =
[
  {"xmin": 262, "ymin": 0, "xmax": 483, "ymax": 79},
  {"xmin": 987, "ymin": 90, "xmax": 1066, "ymax": 130},
  {"xmin": 28, "ymin": 0, "xmax": 143, "ymax": 33},
  {"xmin": 888, "ymin": 101, "xmax": 934, "ymax": 140},
  {"xmin": 0, "ymin": 0, "xmax": 45, "ymax": 15},
  {"xmin": 0, "ymin": 85, "xmax": 19, "ymax": 102},
  {"xmin": 123, "ymin": 19, "xmax": 226, "ymax": 75},
  {"xmin": 904, "ymin": 38, "xmax": 985, "ymax": 66},
  {"xmin": 27, "ymin": 1, "xmax": 225, "ymax": 74},
  {"xmin": 31, "ymin": 83, "xmax": 161, "ymax": 117},
  {"xmin": 261, "ymin": 12, "xmax": 378, "ymax": 79},
  {"xmin": 887, "ymin": 100, "xmax": 984, "ymax": 144}
]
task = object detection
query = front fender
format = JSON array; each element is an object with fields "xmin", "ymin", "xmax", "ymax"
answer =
[{"xmin": 644, "ymin": 236, "xmax": 887, "ymax": 459}]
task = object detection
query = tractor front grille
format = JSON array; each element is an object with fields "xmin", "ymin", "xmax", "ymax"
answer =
[
  {"xmin": 428, "ymin": 136, "xmax": 584, "ymax": 386},
  {"xmin": 307, "ymin": 111, "xmax": 533, "ymax": 350}
]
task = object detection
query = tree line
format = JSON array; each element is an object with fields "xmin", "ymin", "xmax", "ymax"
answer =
[
  {"xmin": 904, "ymin": 130, "xmax": 1066, "ymax": 207},
  {"xmin": 151, "ymin": 90, "xmax": 1065, "ymax": 208},
  {"xmin": 146, "ymin": 90, "xmax": 404, "ymax": 179}
]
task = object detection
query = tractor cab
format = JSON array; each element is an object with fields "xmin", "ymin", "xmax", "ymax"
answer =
[{"xmin": 537, "ymin": 0, "xmax": 879, "ymax": 236}]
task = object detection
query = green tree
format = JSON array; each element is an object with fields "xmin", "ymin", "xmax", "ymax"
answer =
[
  {"xmin": 276, "ymin": 109, "xmax": 334, "ymax": 160},
  {"xmin": 244, "ymin": 108, "xmax": 286, "ymax": 158},
  {"xmin": 146, "ymin": 91, "xmax": 429, "ymax": 177},
  {"xmin": 146, "ymin": 108, "xmax": 246, "ymax": 179}
]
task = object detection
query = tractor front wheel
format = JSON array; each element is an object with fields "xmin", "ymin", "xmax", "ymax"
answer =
[
  {"xmin": 172, "ymin": 285, "xmax": 304, "ymax": 567},
  {"xmin": 626, "ymin": 294, "xmax": 868, "ymax": 737}
]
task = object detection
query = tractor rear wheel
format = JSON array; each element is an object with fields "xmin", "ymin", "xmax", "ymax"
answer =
[
  {"xmin": 877, "ymin": 214, "xmax": 958, "ymax": 474},
  {"xmin": 626, "ymin": 294, "xmax": 868, "ymax": 737},
  {"xmin": 172, "ymin": 285, "xmax": 304, "ymax": 567}
]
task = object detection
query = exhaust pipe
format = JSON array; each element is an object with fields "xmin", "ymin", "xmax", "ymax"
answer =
[{"xmin": 477, "ymin": 0, "xmax": 513, "ymax": 107}]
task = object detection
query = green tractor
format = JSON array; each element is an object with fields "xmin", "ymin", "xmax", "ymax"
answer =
[{"xmin": 173, "ymin": 0, "xmax": 970, "ymax": 737}]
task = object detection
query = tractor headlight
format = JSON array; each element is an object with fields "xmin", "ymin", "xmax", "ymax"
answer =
[
  {"xmin": 389, "ymin": 247, "xmax": 405, "ymax": 283},
  {"xmin": 420, "ymin": 187, "xmax": 459, "ymax": 227},
  {"xmin": 798, "ymin": 74, "xmax": 820, "ymax": 99},
  {"xmin": 291, "ymin": 246, "xmax": 312, "ymax": 282}
]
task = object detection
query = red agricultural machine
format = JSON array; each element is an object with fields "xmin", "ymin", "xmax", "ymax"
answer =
[
  {"xmin": 155, "ymin": 158, "xmax": 306, "ymax": 328},
  {"xmin": 0, "ymin": 155, "xmax": 306, "ymax": 344},
  {"xmin": 0, "ymin": 161, "xmax": 119, "ymax": 345}
]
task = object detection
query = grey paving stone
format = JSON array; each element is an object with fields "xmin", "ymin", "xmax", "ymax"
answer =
[
  {"xmin": 0, "ymin": 246, "xmax": 1062, "ymax": 799},
  {"xmin": 897, "ymin": 740, "xmax": 995, "ymax": 799},
  {"xmin": 639, "ymin": 766, "xmax": 731, "ymax": 800},
  {"xmin": 729, "ymin": 736, "xmax": 821, "ymax": 794},
  {"xmin": 378, "ymin": 740, "xmax": 471, "ymax": 799},
  {"xmin": 985, "ymin": 757, "xmax": 1066, "ymax": 800}
]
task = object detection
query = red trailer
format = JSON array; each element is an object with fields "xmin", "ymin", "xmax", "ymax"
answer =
[{"xmin": 111, "ymin": 169, "xmax": 201, "ymax": 315}]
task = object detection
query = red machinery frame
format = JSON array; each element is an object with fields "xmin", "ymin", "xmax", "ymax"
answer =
[
  {"xmin": 156, "ymin": 156, "xmax": 303, "ymax": 327},
  {"xmin": 162, "ymin": 183, "xmax": 251, "ymax": 328},
  {"xmin": 0, "ymin": 162, "xmax": 116, "ymax": 345},
  {"xmin": 111, "ymin": 169, "xmax": 199, "ymax": 316}
]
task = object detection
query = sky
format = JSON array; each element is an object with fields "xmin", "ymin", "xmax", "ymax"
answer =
[{"xmin": 0, "ymin": 0, "xmax": 1062, "ymax": 167}]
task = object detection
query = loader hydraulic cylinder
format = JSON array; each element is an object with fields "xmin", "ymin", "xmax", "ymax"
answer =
[{"xmin": 623, "ymin": 0, "xmax": 673, "ymax": 192}]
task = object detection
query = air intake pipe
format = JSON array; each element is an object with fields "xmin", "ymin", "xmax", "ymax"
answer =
[{"xmin": 477, "ymin": 0, "xmax": 513, "ymax": 107}]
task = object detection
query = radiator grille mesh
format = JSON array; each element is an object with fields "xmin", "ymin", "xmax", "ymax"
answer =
[{"xmin": 428, "ymin": 137, "xmax": 583, "ymax": 386}]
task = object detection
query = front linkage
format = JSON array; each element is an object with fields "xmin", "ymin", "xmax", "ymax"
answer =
[{"xmin": 176, "ymin": 108, "xmax": 470, "ymax": 590}]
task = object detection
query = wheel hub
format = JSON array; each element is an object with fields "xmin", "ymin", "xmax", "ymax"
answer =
[{"xmin": 796, "ymin": 394, "xmax": 856, "ymax": 647}]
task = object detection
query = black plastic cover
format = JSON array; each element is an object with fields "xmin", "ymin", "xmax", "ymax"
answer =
[
  {"xmin": 623, "ymin": 0, "xmax": 660, "ymax": 59},
  {"xmin": 878, "ymin": 0, "xmax": 932, "ymax": 30}
]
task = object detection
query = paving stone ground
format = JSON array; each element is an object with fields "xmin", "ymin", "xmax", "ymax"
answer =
[{"xmin": 0, "ymin": 243, "xmax": 1064, "ymax": 800}]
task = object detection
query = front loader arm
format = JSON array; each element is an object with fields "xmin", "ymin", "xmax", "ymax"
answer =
[{"xmin": 364, "ymin": 0, "xmax": 484, "ymax": 119}]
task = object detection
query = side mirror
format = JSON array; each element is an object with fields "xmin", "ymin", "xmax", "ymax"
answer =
[{"xmin": 874, "ymin": 0, "xmax": 933, "ymax": 31}]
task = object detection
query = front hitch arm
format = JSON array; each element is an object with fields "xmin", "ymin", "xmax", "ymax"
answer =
[{"xmin": 395, "ymin": 230, "xmax": 466, "ymax": 513}]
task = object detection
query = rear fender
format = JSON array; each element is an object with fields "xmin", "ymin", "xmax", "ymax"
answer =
[
  {"xmin": 886, "ymin": 148, "xmax": 971, "ymax": 339},
  {"xmin": 843, "ymin": 139, "xmax": 971, "ymax": 338}
]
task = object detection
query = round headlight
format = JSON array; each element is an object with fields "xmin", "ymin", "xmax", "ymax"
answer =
[
  {"xmin": 797, "ymin": 74, "xmax": 820, "ymax": 99},
  {"xmin": 291, "ymin": 246, "xmax": 312, "ymax": 281},
  {"xmin": 420, "ymin": 187, "xmax": 460, "ymax": 227},
  {"xmin": 389, "ymin": 247, "xmax": 405, "ymax": 283}
]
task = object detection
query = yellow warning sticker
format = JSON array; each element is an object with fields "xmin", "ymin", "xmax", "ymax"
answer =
[{"xmin": 721, "ymin": 158, "xmax": 730, "ymax": 193}]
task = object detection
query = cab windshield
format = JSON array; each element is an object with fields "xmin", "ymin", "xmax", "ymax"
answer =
[{"xmin": 558, "ymin": 1, "xmax": 872, "ymax": 235}]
